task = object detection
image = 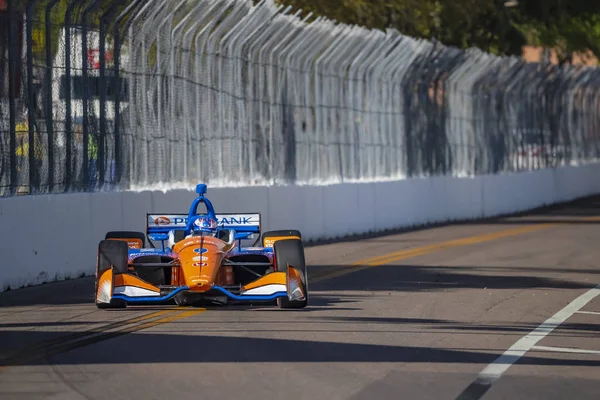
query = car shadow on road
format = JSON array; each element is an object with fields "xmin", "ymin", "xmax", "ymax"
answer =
[
  {"xmin": 315, "ymin": 315, "xmax": 600, "ymax": 338},
  {"xmin": 1, "ymin": 261, "xmax": 594, "ymax": 309},
  {"xmin": 0, "ymin": 276, "xmax": 95, "ymax": 307},
  {"xmin": 309, "ymin": 263, "xmax": 598, "ymax": 293},
  {"xmin": 1, "ymin": 329, "xmax": 599, "ymax": 368}
]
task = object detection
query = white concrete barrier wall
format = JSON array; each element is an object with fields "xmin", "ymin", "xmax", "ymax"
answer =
[{"xmin": 1, "ymin": 163, "xmax": 599, "ymax": 291}]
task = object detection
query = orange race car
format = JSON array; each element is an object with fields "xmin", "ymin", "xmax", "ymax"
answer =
[{"xmin": 94, "ymin": 184, "xmax": 308, "ymax": 309}]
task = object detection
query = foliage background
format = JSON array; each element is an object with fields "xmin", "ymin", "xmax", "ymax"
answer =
[
  {"xmin": 273, "ymin": 0, "xmax": 600, "ymax": 65},
  {"xmin": 8, "ymin": 0, "xmax": 600, "ymax": 65}
]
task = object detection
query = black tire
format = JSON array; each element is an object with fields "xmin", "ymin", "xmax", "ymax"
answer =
[
  {"xmin": 132, "ymin": 255, "xmax": 167, "ymax": 286},
  {"xmin": 273, "ymin": 239, "xmax": 308, "ymax": 309},
  {"xmin": 95, "ymin": 240, "xmax": 129, "ymax": 309},
  {"xmin": 105, "ymin": 231, "xmax": 147, "ymax": 248},
  {"xmin": 262, "ymin": 230, "xmax": 302, "ymax": 247},
  {"xmin": 96, "ymin": 299, "xmax": 126, "ymax": 309},
  {"xmin": 97, "ymin": 239, "xmax": 129, "ymax": 274}
]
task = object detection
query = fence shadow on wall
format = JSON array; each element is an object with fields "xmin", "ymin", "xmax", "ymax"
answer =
[{"xmin": 1, "ymin": 0, "xmax": 599, "ymax": 197}]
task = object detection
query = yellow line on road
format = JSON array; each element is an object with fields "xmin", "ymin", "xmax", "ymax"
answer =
[
  {"xmin": 114, "ymin": 308, "xmax": 206, "ymax": 335},
  {"xmin": 357, "ymin": 224, "xmax": 556, "ymax": 266},
  {"xmin": 311, "ymin": 223, "xmax": 557, "ymax": 283}
]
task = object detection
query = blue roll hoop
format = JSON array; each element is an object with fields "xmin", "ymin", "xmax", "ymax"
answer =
[{"xmin": 195, "ymin": 183, "xmax": 207, "ymax": 196}]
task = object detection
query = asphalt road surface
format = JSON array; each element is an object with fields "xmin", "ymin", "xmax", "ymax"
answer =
[{"xmin": 1, "ymin": 196, "xmax": 600, "ymax": 399}]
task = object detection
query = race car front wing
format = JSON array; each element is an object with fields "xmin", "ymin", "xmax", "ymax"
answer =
[{"xmin": 97, "ymin": 267, "xmax": 305, "ymax": 305}]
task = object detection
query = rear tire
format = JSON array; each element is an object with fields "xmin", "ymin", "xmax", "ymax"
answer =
[
  {"xmin": 273, "ymin": 239, "xmax": 308, "ymax": 309},
  {"xmin": 105, "ymin": 231, "xmax": 147, "ymax": 249},
  {"xmin": 262, "ymin": 230, "xmax": 302, "ymax": 248},
  {"xmin": 95, "ymin": 240, "xmax": 129, "ymax": 309}
]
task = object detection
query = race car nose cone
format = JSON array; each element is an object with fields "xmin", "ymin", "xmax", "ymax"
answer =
[{"xmin": 190, "ymin": 279, "xmax": 213, "ymax": 292}]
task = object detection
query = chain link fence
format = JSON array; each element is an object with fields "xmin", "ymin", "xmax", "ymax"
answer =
[{"xmin": 1, "ymin": 0, "xmax": 600, "ymax": 196}]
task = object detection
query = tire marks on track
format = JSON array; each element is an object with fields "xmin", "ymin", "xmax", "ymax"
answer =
[{"xmin": 0, "ymin": 308, "xmax": 205, "ymax": 367}]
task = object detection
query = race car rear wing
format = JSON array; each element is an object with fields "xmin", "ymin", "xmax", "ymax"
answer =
[{"xmin": 146, "ymin": 213, "xmax": 261, "ymax": 237}]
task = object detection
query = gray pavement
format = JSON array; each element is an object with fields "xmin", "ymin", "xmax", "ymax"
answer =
[{"xmin": 1, "ymin": 196, "xmax": 600, "ymax": 399}]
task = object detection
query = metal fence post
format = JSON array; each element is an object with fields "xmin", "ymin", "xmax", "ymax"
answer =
[
  {"xmin": 44, "ymin": 0, "xmax": 61, "ymax": 194},
  {"xmin": 99, "ymin": 2, "xmax": 119, "ymax": 189},
  {"xmin": 64, "ymin": 0, "xmax": 86, "ymax": 191},
  {"xmin": 7, "ymin": 0, "xmax": 18, "ymax": 196},
  {"xmin": 81, "ymin": 0, "xmax": 101, "ymax": 191},
  {"xmin": 113, "ymin": 0, "xmax": 143, "ymax": 188},
  {"xmin": 26, "ymin": 0, "xmax": 37, "ymax": 194}
]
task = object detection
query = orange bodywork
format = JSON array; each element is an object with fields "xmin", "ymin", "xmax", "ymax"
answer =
[
  {"xmin": 171, "ymin": 235, "xmax": 234, "ymax": 292},
  {"xmin": 95, "ymin": 267, "xmax": 113, "ymax": 304},
  {"xmin": 242, "ymin": 271, "xmax": 286, "ymax": 291},
  {"xmin": 114, "ymin": 274, "xmax": 160, "ymax": 293}
]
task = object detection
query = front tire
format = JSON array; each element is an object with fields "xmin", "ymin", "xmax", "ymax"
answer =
[
  {"xmin": 273, "ymin": 239, "xmax": 308, "ymax": 309},
  {"xmin": 95, "ymin": 240, "xmax": 129, "ymax": 309}
]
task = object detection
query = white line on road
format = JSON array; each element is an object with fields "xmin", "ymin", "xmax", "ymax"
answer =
[
  {"xmin": 531, "ymin": 345, "xmax": 600, "ymax": 355},
  {"xmin": 474, "ymin": 284, "xmax": 600, "ymax": 385},
  {"xmin": 575, "ymin": 310, "xmax": 600, "ymax": 316}
]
